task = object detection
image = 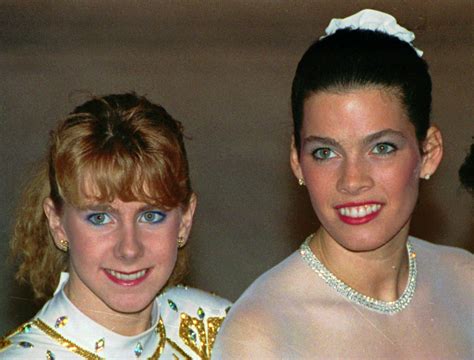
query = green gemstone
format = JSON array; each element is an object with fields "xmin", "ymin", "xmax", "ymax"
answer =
[
  {"xmin": 197, "ymin": 307, "xmax": 205, "ymax": 319},
  {"xmin": 188, "ymin": 328, "xmax": 197, "ymax": 343},
  {"xmin": 167, "ymin": 299, "xmax": 178, "ymax": 312}
]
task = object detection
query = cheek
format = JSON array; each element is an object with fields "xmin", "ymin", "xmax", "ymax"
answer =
[{"xmin": 378, "ymin": 153, "xmax": 421, "ymax": 198}]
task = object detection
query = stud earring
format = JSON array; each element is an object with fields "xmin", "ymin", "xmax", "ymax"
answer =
[
  {"xmin": 58, "ymin": 239, "xmax": 69, "ymax": 252},
  {"xmin": 177, "ymin": 236, "xmax": 186, "ymax": 249},
  {"xmin": 423, "ymin": 174, "xmax": 431, "ymax": 180},
  {"xmin": 298, "ymin": 178, "xmax": 305, "ymax": 186}
]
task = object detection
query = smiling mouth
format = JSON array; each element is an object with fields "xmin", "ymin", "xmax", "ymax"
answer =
[
  {"xmin": 105, "ymin": 269, "xmax": 148, "ymax": 281},
  {"xmin": 337, "ymin": 204, "xmax": 382, "ymax": 218}
]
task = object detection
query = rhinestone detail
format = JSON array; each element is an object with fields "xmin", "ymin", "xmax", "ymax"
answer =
[
  {"xmin": 21, "ymin": 324, "xmax": 32, "ymax": 333},
  {"xmin": 197, "ymin": 307, "xmax": 205, "ymax": 320},
  {"xmin": 167, "ymin": 299, "xmax": 178, "ymax": 312},
  {"xmin": 134, "ymin": 341, "xmax": 143, "ymax": 357},
  {"xmin": 300, "ymin": 235, "xmax": 417, "ymax": 314},
  {"xmin": 18, "ymin": 341, "xmax": 34, "ymax": 348},
  {"xmin": 95, "ymin": 338, "xmax": 105, "ymax": 352},
  {"xmin": 54, "ymin": 316, "xmax": 68, "ymax": 328}
]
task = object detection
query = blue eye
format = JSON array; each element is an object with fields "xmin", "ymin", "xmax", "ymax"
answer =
[
  {"xmin": 312, "ymin": 148, "xmax": 336, "ymax": 161},
  {"xmin": 87, "ymin": 213, "xmax": 112, "ymax": 226},
  {"xmin": 139, "ymin": 211, "xmax": 166, "ymax": 224},
  {"xmin": 372, "ymin": 142, "xmax": 397, "ymax": 155}
]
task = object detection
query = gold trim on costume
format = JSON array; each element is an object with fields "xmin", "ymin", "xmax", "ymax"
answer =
[
  {"xmin": 147, "ymin": 317, "xmax": 166, "ymax": 360},
  {"xmin": 166, "ymin": 338, "xmax": 193, "ymax": 360},
  {"xmin": 33, "ymin": 319, "xmax": 104, "ymax": 360},
  {"xmin": 178, "ymin": 313, "xmax": 226, "ymax": 359},
  {"xmin": 0, "ymin": 322, "xmax": 33, "ymax": 352}
]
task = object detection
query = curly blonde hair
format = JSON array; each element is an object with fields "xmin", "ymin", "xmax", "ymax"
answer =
[{"xmin": 11, "ymin": 93, "xmax": 193, "ymax": 299}]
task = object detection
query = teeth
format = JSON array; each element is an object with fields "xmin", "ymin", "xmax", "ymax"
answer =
[
  {"xmin": 108, "ymin": 269, "xmax": 146, "ymax": 281},
  {"xmin": 338, "ymin": 204, "xmax": 381, "ymax": 218}
]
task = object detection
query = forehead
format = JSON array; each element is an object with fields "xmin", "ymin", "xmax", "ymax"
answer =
[{"xmin": 302, "ymin": 88, "xmax": 415, "ymax": 139}]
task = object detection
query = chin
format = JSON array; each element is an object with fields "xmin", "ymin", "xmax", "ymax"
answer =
[{"xmin": 106, "ymin": 295, "xmax": 155, "ymax": 315}]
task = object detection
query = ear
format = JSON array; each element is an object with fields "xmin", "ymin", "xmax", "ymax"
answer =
[
  {"xmin": 178, "ymin": 193, "xmax": 197, "ymax": 246},
  {"xmin": 43, "ymin": 197, "xmax": 67, "ymax": 249},
  {"xmin": 420, "ymin": 126, "xmax": 443, "ymax": 179},
  {"xmin": 290, "ymin": 136, "xmax": 304, "ymax": 181}
]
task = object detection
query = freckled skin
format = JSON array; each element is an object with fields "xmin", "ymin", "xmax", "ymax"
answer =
[{"xmin": 292, "ymin": 88, "xmax": 425, "ymax": 252}]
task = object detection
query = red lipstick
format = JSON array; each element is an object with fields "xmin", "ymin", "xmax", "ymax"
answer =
[{"xmin": 335, "ymin": 202, "xmax": 383, "ymax": 225}]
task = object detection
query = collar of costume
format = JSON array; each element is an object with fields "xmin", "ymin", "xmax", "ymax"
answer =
[{"xmin": 32, "ymin": 272, "xmax": 164, "ymax": 359}]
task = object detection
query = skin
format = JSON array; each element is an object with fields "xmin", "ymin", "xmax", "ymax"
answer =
[
  {"xmin": 291, "ymin": 87, "xmax": 443, "ymax": 300},
  {"xmin": 44, "ymin": 193, "xmax": 196, "ymax": 336}
]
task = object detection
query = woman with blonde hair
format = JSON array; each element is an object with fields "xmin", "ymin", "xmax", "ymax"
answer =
[
  {"xmin": 214, "ymin": 10, "xmax": 472, "ymax": 358},
  {"xmin": 1, "ymin": 93, "xmax": 230, "ymax": 359}
]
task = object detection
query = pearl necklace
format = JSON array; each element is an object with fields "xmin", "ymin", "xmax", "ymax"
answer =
[{"xmin": 299, "ymin": 234, "xmax": 417, "ymax": 314}]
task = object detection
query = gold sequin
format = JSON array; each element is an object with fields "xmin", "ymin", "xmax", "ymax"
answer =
[
  {"xmin": 178, "ymin": 313, "xmax": 226, "ymax": 360},
  {"xmin": 0, "ymin": 337, "xmax": 12, "ymax": 351},
  {"xmin": 147, "ymin": 317, "xmax": 166, "ymax": 360},
  {"xmin": 206, "ymin": 317, "xmax": 225, "ymax": 351},
  {"xmin": 0, "ymin": 321, "xmax": 31, "ymax": 352}
]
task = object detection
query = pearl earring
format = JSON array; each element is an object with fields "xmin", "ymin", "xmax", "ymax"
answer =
[
  {"xmin": 423, "ymin": 174, "xmax": 431, "ymax": 180},
  {"xmin": 298, "ymin": 178, "xmax": 305, "ymax": 186}
]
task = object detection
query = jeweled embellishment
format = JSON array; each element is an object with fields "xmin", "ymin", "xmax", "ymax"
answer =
[
  {"xmin": 95, "ymin": 338, "xmax": 105, "ymax": 352},
  {"xmin": 167, "ymin": 299, "xmax": 178, "ymax": 312},
  {"xmin": 197, "ymin": 307, "xmax": 205, "ymax": 319},
  {"xmin": 134, "ymin": 342, "xmax": 143, "ymax": 357},
  {"xmin": 18, "ymin": 341, "xmax": 34, "ymax": 348},
  {"xmin": 54, "ymin": 316, "xmax": 68, "ymax": 328},
  {"xmin": 46, "ymin": 350, "xmax": 56, "ymax": 360},
  {"xmin": 300, "ymin": 235, "xmax": 417, "ymax": 314},
  {"xmin": 21, "ymin": 323, "xmax": 32, "ymax": 333},
  {"xmin": 188, "ymin": 328, "xmax": 198, "ymax": 344}
]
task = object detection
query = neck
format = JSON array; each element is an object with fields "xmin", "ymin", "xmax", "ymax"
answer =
[
  {"xmin": 310, "ymin": 227, "xmax": 410, "ymax": 301},
  {"xmin": 64, "ymin": 285, "xmax": 153, "ymax": 336}
]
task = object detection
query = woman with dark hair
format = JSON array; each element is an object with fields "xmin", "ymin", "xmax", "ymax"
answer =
[
  {"xmin": 1, "ymin": 93, "xmax": 230, "ymax": 359},
  {"xmin": 214, "ymin": 10, "xmax": 472, "ymax": 358}
]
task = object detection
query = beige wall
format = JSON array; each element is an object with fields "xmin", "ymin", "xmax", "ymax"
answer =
[{"xmin": 1, "ymin": 1, "xmax": 472, "ymax": 334}]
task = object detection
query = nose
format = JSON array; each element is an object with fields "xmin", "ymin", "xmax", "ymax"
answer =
[
  {"xmin": 115, "ymin": 223, "xmax": 144, "ymax": 261},
  {"xmin": 336, "ymin": 158, "xmax": 374, "ymax": 195}
]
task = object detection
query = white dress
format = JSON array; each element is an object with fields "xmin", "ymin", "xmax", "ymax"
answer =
[
  {"xmin": 0, "ymin": 273, "xmax": 231, "ymax": 359},
  {"xmin": 213, "ymin": 236, "xmax": 473, "ymax": 359}
]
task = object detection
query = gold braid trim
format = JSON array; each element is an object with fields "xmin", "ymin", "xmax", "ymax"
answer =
[
  {"xmin": 166, "ymin": 338, "xmax": 192, "ymax": 360},
  {"xmin": 33, "ymin": 319, "xmax": 104, "ymax": 359},
  {"xmin": 147, "ymin": 317, "xmax": 166, "ymax": 360},
  {"xmin": 0, "ymin": 322, "xmax": 34, "ymax": 352}
]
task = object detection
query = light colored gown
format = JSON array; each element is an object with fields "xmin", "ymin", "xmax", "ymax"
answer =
[
  {"xmin": 1, "ymin": 273, "xmax": 231, "ymax": 359},
  {"xmin": 213, "ymin": 236, "xmax": 473, "ymax": 359}
]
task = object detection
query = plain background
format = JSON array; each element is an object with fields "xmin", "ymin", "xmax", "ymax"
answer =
[{"xmin": 1, "ymin": 1, "xmax": 472, "ymax": 334}]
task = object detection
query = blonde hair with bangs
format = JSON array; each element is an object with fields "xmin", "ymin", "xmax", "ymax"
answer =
[{"xmin": 11, "ymin": 93, "xmax": 193, "ymax": 299}]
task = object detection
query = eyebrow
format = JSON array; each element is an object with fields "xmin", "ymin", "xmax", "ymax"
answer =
[
  {"xmin": 362, "ymin": 129, "xmax": 407, "ymax": 145},
  {"xmin": 78, "ymin": 203, "xmax": 159, "ymax": 213},
  {"xmin": 303, "ymin": 129, "xmax": 407, "ymax": 147}
]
